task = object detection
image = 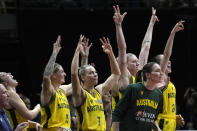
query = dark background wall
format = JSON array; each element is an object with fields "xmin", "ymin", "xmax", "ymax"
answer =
[{"xmin": 0, "ymin": 7, "xmax": 197, "ymax": 120}]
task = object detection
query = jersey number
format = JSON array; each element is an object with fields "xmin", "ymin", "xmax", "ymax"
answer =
[
  {"xmin": 65, "ymin": 114, "xmax": 69, "ymax": 123},
  {"xmin": 97, "ymin": 116, "xmax": 100, "ymax": 126}
]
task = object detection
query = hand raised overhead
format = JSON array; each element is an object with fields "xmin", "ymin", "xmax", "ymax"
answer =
[
  {"xmin": 172, "ymin": 20, "xmax": 185, "ymax": 33},
  {"xmin": 99, "ymin": 37, "xmax": 113, "ymax": 55},
  {"xmin": 113, "ymin": 5, "xmax": 127, "ymax": 25},
  {"xmin": 80, "ymin": 37, "xmax": 93, "ymax": 58},
  {"xmin": 76, "ymin": 34, "xmax": 85, "ymax": 52},
  {"xmin": 151, "ymin": 7, "xmax": 159, "ymax": 24},
  {"xmin": 53, "ymin": 35, "xmax": 62, "ymax": 54}
]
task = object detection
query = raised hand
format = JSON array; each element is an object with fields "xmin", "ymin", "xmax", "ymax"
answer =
[
  {"xmin": 151, "ymin": 7, "xmax": 159, "ymax": 24},
  {"xmin": 113, "ymin": 5, "xmax": 127, "ymax": 25},
  {"xmin": 53, "ymin": 35, "xmax": 62, "ymax": 54},
  {"xmin": 172, "ymin": 20, "xmax": 185, "ymax": 33},
  {"xmin": 76, "ymin": 34, "xmax": 85, "ymax": 52},
  {"xmin": 80, "ymin": 37, "xmax": 93, "ymax": 58},
  {"xmin": 99, "ymin": 37, "xmax": 112, "ymax": 55}
]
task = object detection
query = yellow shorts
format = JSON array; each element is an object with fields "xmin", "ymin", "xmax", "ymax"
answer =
[{"xmin": 156, "ymin": 117, "xmax": 176, "ymax": 131}]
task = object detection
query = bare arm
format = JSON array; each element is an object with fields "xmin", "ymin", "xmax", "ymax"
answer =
[
  {"xmin": 112, "ymin": 5, "xmax": 129, "ymax": 93},
  {"xmin": 60, "ymin": 84, "xmax": 73, "ymax": 96},
  {"xmin": 96, "ymin": 37, "xmax": 121, "ymax": 96},
  {"xmin": 160, "ymin": 20, "xmax": 184, "ymax": 73},
  {"xmin": 9, "ymin": 91, "xmax": 40, "ymax": 120},
  {"xmin": 154, "ymin": 121, "xmax": 162, "ymax": 131},
  {"xmin": 112, "ymin": 122, "xmax": 119, "ymax": 131},
  {"xmin": 41, "ymin": 35, "xmax": 61, "ymax": 106},
  {"xmin": 71, "ymin": 35, "xmax": 86, "ymax": 107},
  {"xmin": 138, "ymin": 7, "xmax": 159, "ymax": 70}
]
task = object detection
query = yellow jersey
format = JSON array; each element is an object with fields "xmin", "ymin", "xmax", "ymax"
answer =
[
  {"xmin": 41, "ymin": 88, "xmax": 71, "ymax": 131},
  {"xmin": 76, "ymin": 89, "xmax": 106, "ymax": 131},
  {"xmin": 4, "ymin": 105, "xmax": 28, "ymax": 131},
  {"xmin": 158, "ymin": 81, "xmax": 176, "ymax": 119},
  {"xmin": 4, "ymin": 91, "xmax": 28, "ymax": 131}
]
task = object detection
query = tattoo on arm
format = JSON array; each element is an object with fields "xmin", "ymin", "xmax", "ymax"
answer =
[
  {"xmin": 44, "ymin": 52, "xmax": 57, "ymax": 77},
  {"xmin": 143, "ymin": 40, "xmax": 151, "ymax": 44}
]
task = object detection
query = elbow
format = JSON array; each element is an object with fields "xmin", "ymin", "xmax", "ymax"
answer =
[
  {"xmin": 22, "ymin": 113, "xmax": 35, "ymax": 120},
  {"xmin": 113, "ymin": 74, "xmax": 121, "ymax": 82}
]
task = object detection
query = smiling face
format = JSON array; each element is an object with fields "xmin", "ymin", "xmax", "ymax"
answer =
[{"xmin": 80, "ymin": 65, "xmax": 98, "ymax": 86}]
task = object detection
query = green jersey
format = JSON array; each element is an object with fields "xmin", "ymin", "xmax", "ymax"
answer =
[{"xmin": 112, "ymin": 82, "xmax": 163, "ymax": 131}]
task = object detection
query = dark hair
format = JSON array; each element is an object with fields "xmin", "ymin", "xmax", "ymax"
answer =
[{"xmin": 135, "ymin": 62, "xmax": 157, "ymax": 83}]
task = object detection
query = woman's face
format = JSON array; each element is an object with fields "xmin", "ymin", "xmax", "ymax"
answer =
[
  {"xmin": 127, "ymin": 55, "xmax": 139, "ymax": 74},
  {"xmin": 0, "ymin": 84, "xmax": 9, "ymax": 108},
  {"xmin": 82, "ymin": 66, "xmax": 98, "ymax": 86},
  {"xmin": 0, "ymin": 72, "xmax": 18, "ymax": 87},
  {"xmin": 53, "ymin": 66, "xmax": 66, "ymax": 84},
  {"xmin": 149, "ymin": 63, "xmax": 163, "ymax": 83}
]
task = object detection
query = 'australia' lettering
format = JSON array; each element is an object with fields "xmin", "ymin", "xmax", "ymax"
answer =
[
  {"xmin": 87, "ymin": 105, "xmax": 104, "ymax": 112},
  {"xmin": 136, "ymin": 99, "xmax": 158, "ymax": 109}
]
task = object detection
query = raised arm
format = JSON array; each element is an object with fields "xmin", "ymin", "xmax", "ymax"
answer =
[
  {"xmin": 80, "ymin": 37, "xmax": 93, "ymax": 66},
  {"xmin": 95, "ymin": 37, "xmax": 121, "ymax": 96},
  {"xmin": 160, "ymin": 20, "xmax": 184, "ymax": 73},
  {"xmin": 71, "ymin": 35, "xmax": 86, "ymax": 107},
  {"xmin": 113, "ymin": 5, "xmax": 129, "ymax": 92},
  {"xmin": 41, "ymin": 35, "xmax": 61, "ymax": 106},
  {"xmin": 138, "ymin": 7, "xmax": 159, "ymax": 70}
]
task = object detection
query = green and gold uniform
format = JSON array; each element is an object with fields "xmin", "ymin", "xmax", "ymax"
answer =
[
  {"xmin": 157, "ymin": 81, "xmax": 176, "ymax": 131},
  {"xmin": 76, "ymin": 89, "xmax": 106, "ymax": 131},
  {"xmin": 4, "ymin": 103, "xmax": 28, "ymax": 131},
  {"xmin": 4, "ymin": 90, "xmax": 28, "ymax": 131},
  {"xmin": 41, "ymin": 88, "xmax": 71, "ymax": 131},
  {"xmin": 112, "ymin": 82, "xmax": 163, "ymax": 131}
]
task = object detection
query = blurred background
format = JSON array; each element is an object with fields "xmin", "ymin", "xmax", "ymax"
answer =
[{"xmin": 0, "ymin": 0, "xmax": 197, "ymax": 129}]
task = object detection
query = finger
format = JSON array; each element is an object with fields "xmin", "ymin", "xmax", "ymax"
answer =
[
  {"xmin": 103, "ymin": 37, "xmax": 107, "ymax": 44},
  {"xmin": 57, "ymin": 35, "xmax": 61, "ymax": 46},
  {"xmin": 180, "ymin": 20, "xmax": 185, "ymax": 23},
  {"xmin": 156, "ymin": 16, "xmax": 159, "ymax": 22},
  {"xmin": 88, "ymin": 43, "xmax": 93, "ymax": 48},
  {"xmin": 99, "ymin": 38, "xmax": 105, "ymax": 45},
  {"xmin": 116, "ymin": 5, "xmax": 120, "ymax": 13},
  {"xmin": 122, "ymin": 12, "xmax": 127, "ymax": 19},
  {"xmin": 152, "ymin": 7, "xmax": 156, "ymax": 15},
  {"xmin": 83, "ymin": 37, "xmax": 86, "ymax": 43},
  {"xmin": 86, "ymin": 38, "xmax": 89, "ymax": 46},
  {"xmin": 107, "ymin": 37, "xmax": 110, "ymax": 44},
  {"xmin": 113, "ymin": 5, "xmax": 117, "ymax": 13},
  {"xmin": 80, "ymin": 34, "xmax": 84, "ymax": 42}
]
